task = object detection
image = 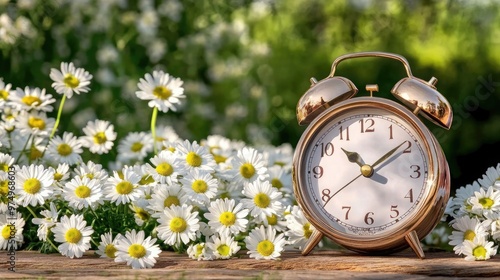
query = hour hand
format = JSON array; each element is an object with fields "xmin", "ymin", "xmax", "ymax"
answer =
[{"xmin": 341, "ymin": 148, "xmax": 365, "ymax": 167}]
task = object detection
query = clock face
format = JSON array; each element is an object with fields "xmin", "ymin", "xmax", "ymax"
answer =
[{"xmin": 299, "ymin": 105, "xmax": 431, "ymax": 237}]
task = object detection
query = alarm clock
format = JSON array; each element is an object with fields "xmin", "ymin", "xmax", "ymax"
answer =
[{"xmin": 292, "ymin": 52, "xmax": 452, "ymax": 259}]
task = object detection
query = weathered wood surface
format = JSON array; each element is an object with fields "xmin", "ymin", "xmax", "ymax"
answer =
[{"xmin": 1, "ymin": 249, "xmax": 499, "ymax": 279}]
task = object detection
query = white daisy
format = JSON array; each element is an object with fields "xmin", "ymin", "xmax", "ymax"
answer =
[
  {"xmin": 175, "ymin": 140, "xmax": 216, "ymax": 172},
  {"xmin": 0, "ymin": 152, "xmax": 15, "ymax": 173},
  {"xmin": 153, "ymin": 125, "xmax": 179, "ymax": 151},
  {"xmin": 148, "ymin": 184, "xmax": 187, "ymax": 214},
  {"xmin": 147, "ymin": 150, "xmax": 181, "ymax": 184},
  {"xmin": 52, "ymin": 214, "xmax": 94, "ymax": 258},
  {"xmin": 129, "ymin": 199, "xmax": 151, "ymax": 226},
  {"xmin": 8, "ymin": 86, "xmax": 55, "ymax": 112},
  {"xmin": 46, "ymin": 132, "xmax": 83, "ymax": 165},
  {"xmin": 259, "ymin": 211, "xmax": 288, "ymax": 233},
  {"xmin": 485, "ymin": 212, "xmax": 500, "ymax": 241},
  {"xmin": 16, "ymin": 110, "xmax": 55, "ymax": 137},
  {"xmin": 206, "ymin": 233, "xmax": 240, "ymax": 260},
  {"xmin": 462, "ymin": 238, "xmax": 498, "ymax": 261},
  {"xmin": 74, "ymin": 161, "xmax": 109, "ymax": 184},
  {"xmin": 263, "ymin": 143, "xmax": 294, "ymax": 170},
  {"xmin": 201, "ymin": 134, "xmax": 233, "ymax": 165},
  {"xmin": 96, "ymin": 232, "xmax": 123, "ymax": 259},
  {"xmin": 0, "ymin": 213, "xmax": 25, "ymax": 250},
  {"xmin": 0, "ymin": 172, "xmax": 9, "ymax": 213},
  {"xmin": 135, "ymin": 70, "xmax": 185, "ymax": 113},
  {"xmin": 117, "ymin": 131, "xmax": 154, "ymax": 162},
  {"xmin": 229, "ymin": 147, "xmax": 268, "ymax": 189},
  {"xmin": 14, "ymin": 164, "xmax": 54, "ymax": 207},
  {"xmin": 156, "ymin": 204, "xmax": 199, "ymax": 247},
  {"xmin": 50, "ymin": 62, "xmax": 93, "ymax": 99},
  {"xmin": 469, "ymin": 186, "xmax": 500, "ymax": 216},
  {"xmin": 448, "ymin": 216, "xmax": 489, "ymax": 254},
  {"xmin": 478, "ymin": 163, "xmax": 500, "ymax": 189},
  {"xmin": 104, "ymin": 168, "xmax": 143, "ymax": 205},
  {"xmin": 0, "ymin": 78, "xmax": 14, "ymax": 109},
  {"xmin": 7, "ymin": 132, "xmax": 46, "ymax": 164},
  {"xmin": 245, "ymin": 225, "xmax": 287, "ymax": 260},
  {"xmin": 31, "ymin": 202, "xmax": 58, "ymax": 241},
  {"xmin": 241, "ymin": 180, "xmax": 283, "ymax": 221},
  {"xmin": 267, "ymin": 165, "xmax": 293, "ymax": 204},
  {"xmin": 133, "ymin": 164, "xmax": 156, "ymax": 188},
  {"xmin": 80, "ymin": 119, "xmax": 117, "ymax": 154},
  {"xmin": 49, "ymin": 163, "xmax": 71, "ymax": 190},
  {"xmin": 63, "ymin": 176, "xmax": 103, "ymax": 210},
  {"xmin": 187, "ymin": 242, "xmax": 212, "ymax": 261},
  {"xmin": 115, "ymin": 229, "xmax": 161, "ymax": 269},
  {"xmin": 204, "ymin": 198, "xmax": 249, "ymax": 235},
  {"xmin": 180, "ymin": 169, "xmax": 218, "ymax": 204},
  {"xmin": 285, "ymin": 205, "xmax": 316, "ymax": 249}
]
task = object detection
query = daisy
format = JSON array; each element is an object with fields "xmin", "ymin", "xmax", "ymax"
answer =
[
  {"xmin": 153, "ymin": 125, "xmax": 179, "ymax": 151},
  {"xmin": 133, "ymin": 164, "xmax": 156, "ymax": 188},
  {"xmin": 285, "ymin": 205, "xmax": 316, "ymax": 249},
  {"xmin": 115, "ymin": 229, "xmax": 161, "ymax": 269},
  {"xmin": 263, "ymin": 143, "xmax": 294, "ymax": 170},
  {"xmin": 201, "ymin": 134, "xmax": 233, "ymax": 164},
  {"xmin": 147, "ymin": 150, "xmax": 181, "ymax": 184},
  {"xmin": 469, "ymin": 186, "xmax": 500, "ymax": 216},
  {"xmin": 206, "ymin": 233, "xmax": 241, "ymax": 260},
  {"xmin": 46, "ymin": 132, "xmax": 83, "ymax": 165},
  {"xmin": 7, "ymin": 132, "xmax": 46, "ymax": 164},
  {"xmin": 245, "ymin": 225, "xmax": 287, "ymax": 260},
  {"xmin": 117, "ymin": 131, "xmax": 154, "ymax": 163},
  {"xmin": 156, "ymin": 204, "xmax": 199, "ymax": 247},
  {"xmin": 63, "ymin": 176, "xmax": 103, "ymax": 210},
  {"xmin": 148, "ymin": 184, "xmax": 187, "ymax": 214},
  {"xmin": 16, "ymin": 111, "xmax": 55, "ymax": 137},
  {"xmin": 52, "ymin": 214, "xmax": 94, "ymax": 258},
  {"xmin": 450, "ymin": 181, "xmax": 482, "ymax": 218},
  {"xmin": 0, "ymin": 78, "xmax": 14, "ymax": 109},
  {"xmin": 74, "ymin": 161, "xmax": 108, "ymax": 184},
  {"xmin": 187, "ymin": 242, "xmax": 212, "ymax": 261},
  {"xmin": 50, "ymin": 62, "xmax": 93, "ymax": 99},
  {"xmin": 229, "ymin": 147, "xmax": 268, "ymax": 189},
  {"xmin": 175, "ymin": 140, "xmax": 216, "ymax": 172},
  {"xmin": 478, "ymin": 163, "xmax": 500, "ymax": 189},
  {"xmin": 485, "ymin": 212, "xmax": 500, "ymax": 241},
  {"xmin": 135, "ymin": 70, "xmax": 185, "ymax": 113},
  {"xmin": 448, "ymin": 216, "xmax": 489, "ymax": 254},
  {"xmin": 96, "ymin": 232, "xmax": 123, "ymax": 259},
  {"xmin": 31, "ymin": 202, "xmax": 58, "ymax": 241},
  {"xmin": 259, "ymin": 212, "xmax": 288, "ymax": 232},
  {"xmin": 180, "ymin": 169, "xmax": 218, "ymax": 204},
  {"xmin": 104, "ymin": 168, "xmax": 143, "ymax": 205},
  {"xmin": 204, "ymin": 198, "xmax": 249, "ymax": 235},
  {"xmin": 80, "ymin": 119, "xmax": 117, "ymax": 154},
  {"xmin": 8, "ymin": 86, "xmax": 55, "ymax": 112},
  {"xmin": 49, "ymin": 163, "xmax": 71, "ymax": 190},
  {"xmin": 14, "ymin": 164, "xmax": 54, "ymax": 207},
  {"xmin": 0, "ymin": 152, "xmax": 15, "ymax": 172},
  {"xmin": 267, "ymin": 165, "xmax": 293, "ymax": 203},
  {"xmin": 462, "ymin": 238, "xmax": 498, "ymax": 261},
  {"xmin": 241, "ymin": 180, "xmax": 283, "ymax": 221},
  {"xmin": 0, "ymin": 213, "xmax": 25, "ymax": 250},
  {"xmin": 0, "ymin": 172, "xmax": 9, "ymax": 213},
  {"xmin": 129, "ymin": 199, "xmax": 151, "ymax": 226}
]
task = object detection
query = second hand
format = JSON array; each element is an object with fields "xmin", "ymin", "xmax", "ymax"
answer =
[{"xmin": 323, "ymin": 173, "xmax": 362, "ymax": 207}]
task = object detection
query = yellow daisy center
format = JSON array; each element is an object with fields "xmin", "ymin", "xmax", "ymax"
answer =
[
  {"xmin": 63, "ymin": 74, "xmax": 80, "ymax": 88},
  {"xmin": 303, "ymin": 223, "xmax": 313, "ymax": 239},
  {"xmin": 139, "ymin": 175, "xmax": 155, "ymax": 185},
  {"xmin": 128, "ymin": 244, "xmax": 147, "ymax": 259},
  {"xmin": 219, "ymin": 211, "xmax": 236, "ymax": 226},
  {"xmin": 93, "ymin": 132, "xmax": 107, "ymax": 144},
  {"xmin": 192, "ymin": 180, "xmax": 208, "ymax": 194},
  {"xmin": 0, "ymin": 89, "xmax": 9, "ymax": 100},
  {"xmin": 473, "ymin": 245, "xmax": 487, "ymax": 259},
  {"xmin": 254, "ymin": 193, "xmax": 270, "ymax": 208},
  {"xmin": 266, "ymin": 214, "xmax": 278, "ymax": 226},
  {"xmin": 104, "ymin": 244, "xmax": 117, "ymax": 258},
  {"xmin": 169, "ymin": 217, "xmax": 187, "ymax": 233},
  {"xmin": 29, "ymin": 146, "xmax": 43, "ymax": 160},
  {"xmin": 116, "ymin": 181, "xmax": 134, "ymax": 195},
  {"xmin": 153, "ymin": 86, "xmax": 172, "ymax": 100},
  {"xmin": 131, "ymin": 142, "xmax": 143, "ymax": 152},
  {"xmin": 156, "ymin": 163, "xmax": 173, "ymax": 176},
  {"xmin": 54, "ymin": 172, "xmax": 64, "ymax": 181},
  {"xmin": 1, "ymin": 225, "xmax": 13, "ymax": 239},
  {"xmin": 464, "ymin": 229, "xmax": 476, "ymax": 241},
  {"xmin": 117, "ymin": 171, "xmax": 124, "ymax": 179},
  {"xmin": 28, "ymin": 116, "xmax": 46, "ymax": 130},
  {"xmin": 23, "ymin": 178, "xmax": 41, "ymax": 194},
  {"xmin": 271, "ymin": 178, "xmax": 283, "ymax": 190},
  {"xmin": 57, "ymin": 143, "xmax": 73, "ymax": 156},
  {"xmin": 479, "ymin": 197, "xmax": 494, "ymax": 209},
  {"xmin": 239, "ymin": 163, "xmax": 255, "ymax": 179},
  {"xmin": 75, "ymin": 185, "xmax": 91, "ymax": 198},
  {"xmin": 0, "ymin": 163, "xmax": 8, "ymax": 172},
  {"xmin": 0, "ymin": 180, "xmax": 8, "ymax": 196},
  {"xmin": 256, "ymin": 240, "xmax": 274, "ymax": 257},
  {"xmin": 213, "ymin": 154, "xmax": 227, "ymax": 164},
  {"xmin": 186, "ymin": 152, "xmax": 202, "ymax": 167},
  {"xmin": 164, "ymin": 196, "xmax": 180, "ymax": 207},
  {"xmin": 65, "ymin": 228, "xmax": 82, "ymax": 244},
  {"xmin": 167, "ymin": 146, "xmax": 176, "ymax": 153},
  {"xmin": 135, "ymin": 207, "xmax": 150, "ymax": 221},
  {"xmin": 22, "ymin": 95, "xmax": 42, "ymax": 106},
  {"xmin": 195, "ymin": 244, "xmax": 204, "ymax": 257},
  {"xmin": 217, "ymin": 244, "xmax": 230, "ymax": 256},
  {"xmin": 85, "ymin": 173, "xmax": 95, "ymax": 180}
]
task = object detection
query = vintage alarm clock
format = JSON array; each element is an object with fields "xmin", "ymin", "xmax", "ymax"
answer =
[{"xmin": 292, "ymin": 52, "xmax": 453, "ymax": 259}]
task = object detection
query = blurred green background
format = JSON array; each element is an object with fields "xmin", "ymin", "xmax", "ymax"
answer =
[{"xmin": 1, "ymin": 0, "xmax": 499, "ymax": 190}]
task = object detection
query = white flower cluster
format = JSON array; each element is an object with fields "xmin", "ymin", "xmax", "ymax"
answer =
[
  {"xmin": 446, "ymin": 164, "xmax": 500, "ymax": 261},
  {"xmin": 0, "ymin": 62, "xmax": 317, "ymax": 269}
]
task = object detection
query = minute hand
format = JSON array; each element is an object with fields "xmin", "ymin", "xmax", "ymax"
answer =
[{"xmin": 371, "ymin": 141, "xmax": 407, "ymax": 168}]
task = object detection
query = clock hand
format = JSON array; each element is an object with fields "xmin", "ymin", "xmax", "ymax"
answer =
[
  {"xmin": 323, "ymin": 173, "xmax": 363, "ymax": 207},
  {"xmin": 371, "ymin": 141, "xmax": 407, "ymax": 168},
  {"xmin": 341, "ymin": 148, "xmax": 364, "ymax": 167}
]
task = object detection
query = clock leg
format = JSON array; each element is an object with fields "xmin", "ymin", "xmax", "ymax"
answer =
[
  {"xmin": 405, "ymin": 230, "xmax": 425, "ymax": 259},
  {"xmin": 301, "ymin": 230, "xmax": 323, "ymax": 256}
]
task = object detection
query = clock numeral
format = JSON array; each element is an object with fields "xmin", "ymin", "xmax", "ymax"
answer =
[
  {"xmin": 360, "ymin": 118, "xmax": 375, "ymax": 133},
  {"xmin": 339, "ymin": 126, "xmax": 350, "ymax": 141},
  {"xmin": 312, "ymin": 166, "xmax": 323, "ymax": 178},
  {"xmin": 342, "ymin": 206, "xmax": 351, "ymax": 220},
  {"xmin": 320, "ymin": 142, "xmax": 334, "ymax": 157},
  {"xmin": 321, "ymin": 189, "xmax": 331, "ymax": 202},
  {"xmin": 410, "ymin": 165, "xmax": 421, "ymax": 179},
  {"xmin": 364, "ymin": 212, "xmax": 374, "ymax": 225},
  {"xmin": 390, "ymin": 205, "xmax": 400, "ymax": 218},
  {"xmin": 405, "ymin": 189, "xmax": 414, "ymax": 203},
  {"xmin": 403, "ymin": 140, "xmax": 411, "ymax": 153},
  {"xmin": 388, "ymin": 124, "xmax": 393, "ymax": 140}
]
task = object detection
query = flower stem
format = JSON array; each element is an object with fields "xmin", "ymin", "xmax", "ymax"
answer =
[
  {"xmin": 151, "ymin": 106, "xmax": 158, "ymax": 155},
  {"xmin": 50, "ymin": 94, "xmax": 66, "ymax": 139},
  {"xmin": 26, "ymin": 205, "xmax": 38, "ymax": 219},
  {"xmin": 47, "ymin": 237, "xmax": 59, "ymax": 252}
]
